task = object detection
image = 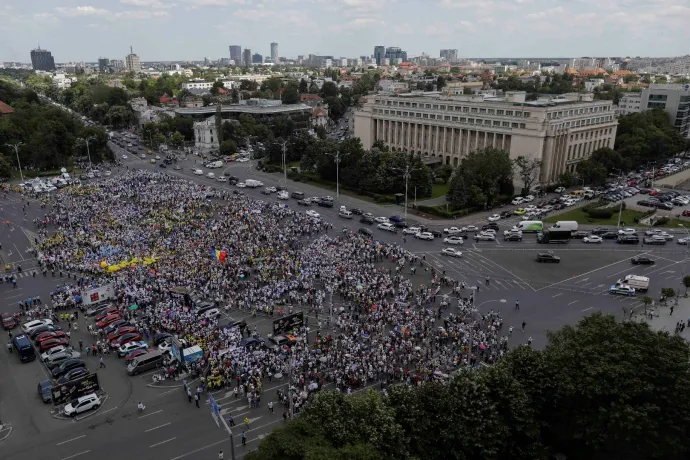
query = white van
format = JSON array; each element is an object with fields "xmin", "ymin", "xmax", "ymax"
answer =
[
  {"xmin": 551, "ymin": 221, "xmax": 579, "ymax": 232},
  {"xmin": 245, "ymin": 179, "xmax": 261, "ymax": 188},
  {"xmin": 514, "ymin": 220, "xmax": 543, "ymax": 233},
  {"xmin": 618, "ymin": 275, "xmax": 649, "ymax": 292}
]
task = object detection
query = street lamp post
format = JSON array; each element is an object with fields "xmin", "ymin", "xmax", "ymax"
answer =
[
  {"xmin": 392, "ymin": 163, "xmax": 423, "ymax": 221},
  {"xmin": 325, "ymin": 151, "xmax": 345, "ymax": 199},
  {"xmin": 78, "ymin": 136, "xmax": 94, "ymax": 171},
  {"xmin": 280, "ymin": 141, "xmax": 288, "ymax": 185},
  {"xmin": 5, "ymin": 142, "xmax": 24, "ymax": 182},
  {"xmin": 678, "ymin": 224, "xmax": 690, "ymax": 304}
]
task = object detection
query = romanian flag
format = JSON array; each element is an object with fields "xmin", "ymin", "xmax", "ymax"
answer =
[{"xmin": 210, "ymin": 246, "xmax": 221, "ymax": 260}]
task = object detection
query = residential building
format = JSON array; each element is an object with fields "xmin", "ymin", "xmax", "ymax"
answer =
[
  {"xmin": 159, "ymin": 93, "xmax": 179, "ymax": 107},
  {"xmin": 584, "ymin": 79, "xmax": 605, "ymax": 92},
  {"xmin": 52, "ymin": 73, "xmax": 74, "ymax": 89},
  {"xmin": 110, "ymin": 59, "xmax": 124, "ymax": 71},
  {"xmin": 125, "ymin": 46, "xmax": 141, "ymax": 73},
  {"xmin": 378, "ymin": 80, "xmax": 409, "ymax": 93},
  {"xmin": 270, "ymin": 42, "xmax": 278, "ymax": 63},
  {"xmin": 229, "ymin": 45, "xmax": 242, "ymax": 65},
  {"xmin": 353, "ymin": 91, "xmax": 618, "ymax": 184},
  {"xmin": 385, "ymin": 47, "xmax": 407, "ymax": 65},
  {"xmin": 252, "ymin": 53, "xmax": 263, "ymax": 64},
  {"xmin": 181, "ymin": 80, "xmax": 239, "ymax": 92},
  {"xmin": 180, "ymin": 95, "xmax": 204, "ymax": 108},
  {"xmin": 98, "ymin": 57, "xmax": 109, "ymax": 72},
  {"xmin": 641, "ymin": 84, "xmax": 690, "ymax": 138},
  {"xmin": 618, "ymin": 92, "xmax": 642, "ymax": 115},
  {"xmin": 30, "ymin": 47, "xmax": 56, "ymax": 71},
  {"xmin": 311, "ymin": 106, "xmax": 328, "ymax": 129},
  {"xmin": 0, "ymin": 100, "xmax": 15, "ymax": 118},
  {"xmin": 243, "ymin": 49, "xmax": 252, "ymax": 68},
  {"xmin": 374, "ymin": 46, "xmax": 385, "ymax": 66},
  {"xmin": 440, "ymin": 49, "xmax": 458, "ymax": 63}
]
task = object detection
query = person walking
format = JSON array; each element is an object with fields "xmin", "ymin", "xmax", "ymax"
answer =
[
  {"xmin": 485, "ymin": 277, "xmax": 490, "ymax": 286},
  {"xmin": 99, "ymin": 357, "xmax": 106, "ymax": 368},
  {"xmin": 268, "ymin": 401, "xmax": 274, "ymax": 414},
  {"xmin": 227, "ymin": 415, "xmax": 235, "ymax": 427},
  {"xmin": 187, "ymin": 387, "xmax": 192, "ymax": 403},
  {"xmin": 521, "ymin": 321, "xmax": 526, "ymax": 332},
  {"xmin": 515, "ymin": 300, "xmax": 520, "ymax": 311},
  {"xmin": 241, "ymin": 431, "xmax": 246, "ymax": 446},
  {"xmin": 194, "ymin": 393, "xmax": 200, "ymax": 408}
]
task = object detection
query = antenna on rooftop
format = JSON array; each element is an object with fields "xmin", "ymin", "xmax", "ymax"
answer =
[{"xmin": 130, "ymin": 45, "xmax": 133, "ymax": 55}]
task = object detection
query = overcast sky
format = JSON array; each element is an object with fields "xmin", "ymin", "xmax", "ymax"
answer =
[{"xmin": 1, "ymin": 0, "xmax": 689, "ymax": 63}]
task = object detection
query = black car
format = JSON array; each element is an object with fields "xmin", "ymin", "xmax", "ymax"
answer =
[
  {"xmin": 591, "ymin": 227, "xmax": 611, "ymax": 235},
  {"xmin": 394, "ymin": 221, "xmax": 409, "ymax": 228},
  {"xmin": 536, "ymin": 252, "xmax": 561, "ymax": 263},
  {"xmin": 360, "ymin": 216, "xmax": 374, "ymax": 225},
  {"xmin": 297, "ymin": 199, "xmax": 310, "ymax": 206},
  {"xmin": 601, "ymin": 231, "xmax": 619, "ymax": 239},
  {"xmin": 152, "ymin": 332, "xmax": 172, "ymax": 346},
  {"xmin": 317, "ymin": 199, "xmax": 334, "ymax": 208},
  {"xmin": 51, "ymin": 359, "xmax": 87, "ymax": 378},
  {"xmin": 504, "ymin": 233, "xmax": 523, "ymax": 242},
  {"xmin": 617, "ymin": 235, "xmax": 640, "ymax": 244},
  {"xmin": 656, "ymin": 203, "xmax": 673, "ymax": 211},
  {"xmin": 499, "ymin": 211, "xmax": 513, "ymax": 219},
  {"xmin": 631, "ymin": 256, "xmax": 655, "ymax": 265},
  {"xmin": 430, "ymin": 230, "xmax": 443, "ymax": 238},
  {"xmin": 38, "ymin": 380, "xmax": 52, "ymax": 403},
  {"xmin": 571, "ymin": 231, "xmax": 589, "ymax": 239},
  {"xmin": 482, "ymin": 223, "xmax": 499, "ymax": 231},
  {"xmin": 29, "ymin": 324, "xmax": 63, "ymax": 339},
  {"xmin": 350, "ymin": 208, "xmax": 363, "ymax": 215},
  {"xmin": 358, "ymin": 228, "xmax": 373, "ymax": 237},
  {"xmin": 159, "ymin": 163, "xmax": 167, "ymax": 168},
  {"xmin": 56, "ymin": 367, "xmax": 89, "ymax": 385}
]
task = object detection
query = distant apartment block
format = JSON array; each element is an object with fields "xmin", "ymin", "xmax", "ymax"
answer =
[
  {"xmin": 618, "ymin": 84, "xmax": 690, "ymax": 138},
  {"xmin": 618, "ymin": 93, "xmax": 642, "ymax": 115},
  {"xmin": 229, "ymin": 45, "xmax": 242, "ymax": 65},
  {"xmin": 270, "ymin": 42, "xmax": 278, "ymax": 63},
  {"xmin": 30, "ymin": 47, "xmax": 56, "ymax": 71},
  {"xmin": 243, "ymin": 49, "xmax": 251, "ymax": 68},
  {"xmin": 440, "ymin": 49, "xmax": 458, "ymax": 63},
  {"xmin": 125, "ymin": 46, "xmax": 141, "ymax": 73}
]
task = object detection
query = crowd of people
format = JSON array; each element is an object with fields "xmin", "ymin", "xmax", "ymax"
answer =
[{"xmin": 23, "ymin": 169, "xmax": 510, "ymax": 410}]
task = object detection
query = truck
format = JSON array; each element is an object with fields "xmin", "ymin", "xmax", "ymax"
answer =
[
  {"xmin": 550, "ymin": 221, "xmax": 579, "ymax": 233},
  {"xmin": 537, "ymin": 229, "xmax": 572, "ymax": 244},
  {"xmin": 617, "ymin": 275, "xmax": 649, "ymax": 292},
  {"xmin": 514, "ymin": 220, "xmax": 543, "ymax": 233}
]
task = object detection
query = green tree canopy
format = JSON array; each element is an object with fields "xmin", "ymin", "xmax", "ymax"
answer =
[{"xmin": 446, "ymin": 147, "xmax": 514, "ymax": 209}]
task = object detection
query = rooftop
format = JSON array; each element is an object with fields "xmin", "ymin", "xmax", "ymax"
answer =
[
  {"xmin": 0, "ymin": 100, "xmax": 15, "ymax": 114},
  {"xmin": 175, "ymin": 103, "xmax": 312, "ymax": 116}
]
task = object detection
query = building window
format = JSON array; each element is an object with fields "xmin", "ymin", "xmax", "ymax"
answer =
[
  {"xmin": 523, "ymin": 112, "xmax": 530, "ymax": 118},
  {"xmin": 493, "ymin": 121, "xmax": 500, "ymax": 126},
  {"xmin": 479, "ymin": 108, "xmax": 487, "ymax": 114},
  {"xmin": 502, "ymin": 122, "xmax": 509, "ymax": 127},
  {"xmin": 471, "ymin": 108, "xmax": 478, "ymax": 113},
  {"xmin": 497, "ymin": 110, "xmax": 504, "ymax": 115},
  {"xmin": 423, "ymin": 114, "xmax": 429, "ymax": 118},
  {"xmin": 444, "ymin": 116, "xmax": 450, "ymax": 121},
  {"xmin": 440, "ymin": 105, "xmax": 446, "ymax": 110},
  {"xmin": 433, "ymin": 105, "xmax": 439, "ymax": 109},
  {"xmin": 416, "ymin": 113, "xmax": 421, "ymax": 118}
]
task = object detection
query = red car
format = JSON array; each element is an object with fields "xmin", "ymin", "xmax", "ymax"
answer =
[
  {"xmin": 124, "ymin": 348, "xmax": 148, "ymax": 365},
  {"xmin": 683, "ymin": 210, "xmax": 690, "ymax": 217},
  {"xmin": 97, "ymin": 314, "xmax": 122, "ymax": 329},
  {"xmin": 1, "ymin": 313, "xmax": 17, "ymax": 330},
  {"xmin": 39, "ymin": 338, "xmax": 69, "ymax": 352},
  {"xmin": 95, "ymin": 307, "xmax": 120, "ymax": 322},
  {"xmin": 35, "ymin": 331, "xmax": 67, "ymax": 345},
  {"xmin": 107, "ymin": 326, "xmax": 137, "ymax": 342},
  {"xmin": 110, "ymin": 333, "xmax": 142, "ymax": 349}
]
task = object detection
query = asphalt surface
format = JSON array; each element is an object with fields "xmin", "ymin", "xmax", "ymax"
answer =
[{"xmin": 3, "ymin": 135, "xmax": 690, "ymax": 459}]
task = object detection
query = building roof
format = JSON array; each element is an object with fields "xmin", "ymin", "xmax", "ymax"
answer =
[
  {"xmin": 176, "ymin": 103, "xmax": 312, "ymax": 116},
  {"xmin": 312, "ymin": 106, "xmax": 327, "ymax": 117},
  {"xmin": 300, "ymin": 94, "xmax": 323, "ymax": 101},
  {"xmin": 0, "ymin": 100, "xmax": 15, "ymax": 114}
]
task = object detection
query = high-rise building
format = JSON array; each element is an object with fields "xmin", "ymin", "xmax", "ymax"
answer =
[
  {"xmin": 98, "ymin": 57, "xmax": 110, "ymax": 72},
  {"xmin": 229, "ymin": 45, "xmax": 242, "ymax": 65},
  {"xmin": 252, "ymin": 53, "xmax": 263, "ymax": 64},
  {"xmin": 243, "ymin": 49, "xmax": 252, "ymax": 68},
  {"xmin": 30, "ymin": 47, "xmax": 56, "ymax": 71},
  {"xmin": 270, "ymin": 42, "xmax": 278, "ymax": 63},
  {"xmin": 125, "ymin": 46, "xmax": 141, "ymax": 73},
  {"xmin": 374, "ymin": 46, "xmax": 385, "ymax": 66},
  {"xmin": 620, "ymin": 84, "xmax": 690, "ymax": 138},
  {"xmin": 384, "ymin": 47, "xmax": 407, "ymax": 64},
  {"xmin": 440, "ymin": 49, "xmax": 458, "ymax": 63}
]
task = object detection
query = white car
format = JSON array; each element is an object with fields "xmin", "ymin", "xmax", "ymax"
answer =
[
  {"xmin": 194, "ymin": 169, "xmax": 203, "ymax": 175},
  {"xmin": 403, "ymin": 227, "xmax": 421, "ymax": 235},
  {"xmin": 104, "ymin": 171, "xmax": 111, "ymax": 177},
  {"xmin": 444, "ymin": 226, "xmax": 464, "ymax": 235},
  {"xmin": 155, "ymin": 155, "xmax": 161, "ymax": 160},
  {"xmin": 140, "ymin": 154, "xmax": 146, "ymax": 159},
  {"xmin": 443, "ymin": 236, "xmax": 464, "ymax": 245},
  {"xmin": 523, "ymin": 195, "xmax": 535, "ymax": 202},
  {"xmin": 277, "ymin": 192, "xmax": 289, "ymax": 200},
  {"xmin": 511, "ymin": 197, "xmax": 524, "ymax": 205},
  {"xmin": 555, "ymin": 187, "xmax": 565, "ymax": 193},
  {"xmin": 524, "ymin": 205, "xmax": 537, "ymax": 212},
  {"xmin": 678, "ymin": 236, "xmax": 690, "ymax": 245},
  {"xmin": 306, "ymin": 210, "xmax": 320, "ymax": 219},
  {"xmin": 618, "ymin": 227, "xmax": 637, "ymax": 235},
  {"xmin": 22, "ymin": 319, "xmax": 54, "ymax": 334},
  {"xmin": 217, "ymin": 176, "xmax": 227, "ymax": 182},
  {"xmin": 487, "ymin": 214, "xmax": 501, "ymax": 222},
  {"xmin": 158, "ymin": 340, "xmax": 172, "ymax": 352},
  {"xmin": 118, "ymin": 341, "xmax": 149, "ymax": 357},
  {"xmin": 481, "ymin": 228, "xmax": 497, "ymax": 235},
  {"xmin": 122, "ymin": 154, "xmax": 128, "ymax": 159},
  {"xmin": 583, "ymin": 235, "xmax": 603, "ymax": 244},
  {"xmin": 41, "ymin": 345, "xmax": 69, "ymax": 361},
  {"xmin": 462, "ymin": 225, "xmax": 479, "ymax": 232},
  {"xmin": 236, "ymin": 182, "xmax": 246, "ymax": 188},
  {"xmin": 237, "ymin": 157, "xmax": 249, "ymax": 163},
  {"xmin": 378, "ymin": 222, "xmax": 396, "ymax": 232},
  {"xmin": 374, "ymin": 216, "xmax": 389, "ymax": 224},
  {"xmin": 64, "ymin": 393, "xmax": 101, "ymax": 417},
  {"xmin": 266, "ymin": 186, "xmax": 277, "ymax": 193},
  {"xmin": 475, "ymin": 232, "xmax": 496, "ymax": 241},
  {"xmin": 442, "ymin": 247, "xmax": 463, "ymax": 257},
  {"xmin": 127, "ymin": 143, "xmax": 133, "ymax": 147},
  {"xmin": 415, "ymin": 232, "xmax": 434, "ymax": 240},
  {"xmin": 206, "ymin": 172, "xmax": 215, "ymax": 179}
]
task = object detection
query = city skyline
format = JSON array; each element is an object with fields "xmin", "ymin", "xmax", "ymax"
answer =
[{"xmin": 1, "ymin": 0, "xmax": 689, "ymax": 62}]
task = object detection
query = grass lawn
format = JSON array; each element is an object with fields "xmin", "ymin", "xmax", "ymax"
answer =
[
  {"xmin": 431, "ymin": 182, "xmax": 450, "ymax": 199},
  {"xmin": 544, "ymin": 208, "xmax": 646, "ymax": 226}
]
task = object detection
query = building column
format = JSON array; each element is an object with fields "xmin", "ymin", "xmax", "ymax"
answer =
[
  {"xmin": 474, "ymin": 130, "xmax": 479, "ymax": 150},
  {"xmin": 483, "ymin": 131, "xmax": 488, "ymax": 149},
  {"xmin": 442, "ymin": 127, "xmax": 447, "ymax": 154},
  {"xmin": 492, "ymin": 132, "xmax": 497, "ymax": 148},
  {"xmin": 458, "ymin": 129, "xmax": 464, "ymax": 156},
  {"xmin": 421, "ymin": 124, "xmax": 427, "ymax": 152},
  {"xmin": 449, "ymin": 128, "xmax": 455, "ymax": 156},
  {"xmin": 501, "ymin": 133, "xmax": 506, "ymax": 150},
  {"xmin": 466, "ymin": 129, "xmax": 471, "ymax": 153}
]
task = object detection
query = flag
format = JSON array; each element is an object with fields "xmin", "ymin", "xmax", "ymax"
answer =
[{"xmin": 210, "ymin": 246, "xmax": 221, "ymax": 260}]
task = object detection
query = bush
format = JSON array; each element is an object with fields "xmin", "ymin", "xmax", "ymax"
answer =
[
  {"xmin": 416, "ymin": 204, "xmax": 472, "ymax": 218},
  {"xmin": 633, "ymin": 209, "xmax": 655, "ymax": 223},
  {"xmin": 653, "ymin": 216, "xmax": 670, "ymax": 227},
  {"xmin": 587, "ymin": 208, "xmax": 614, "ymax": 219}
]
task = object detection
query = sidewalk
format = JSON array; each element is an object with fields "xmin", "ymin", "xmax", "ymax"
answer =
[{"xmin": 636, "ymin": 296, "xmax": 690, "ymax": 340}]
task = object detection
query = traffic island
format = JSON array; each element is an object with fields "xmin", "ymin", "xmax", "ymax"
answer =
[
  {"xmin": 0, "ymin": 423, "xmax": 12, "ymax": 443},
  {"xmin": 49, "ymin": 392, "xmax": 109, "ymax": 421}
]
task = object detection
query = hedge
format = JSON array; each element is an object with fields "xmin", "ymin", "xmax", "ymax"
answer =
[
  {"xmin": 653, "ymin": 216, "xmax": 670, "ymax": 227},
  {"xmin": 416, "ymin": 204, "xmax": 473, "ymax": 219},
  {"xmin": 586, "ymin": 208, "xmax": 614, "ymax": 219}
]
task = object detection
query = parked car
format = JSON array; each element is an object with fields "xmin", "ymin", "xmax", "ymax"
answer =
[{"xmin": 64, "ymin": 393, "xmax": 101, "ymax": 417}]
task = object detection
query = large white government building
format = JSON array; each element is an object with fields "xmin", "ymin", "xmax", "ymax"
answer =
[{"xmin": 354, "ymin": 91, "xmax": 618, "ymax": 183}]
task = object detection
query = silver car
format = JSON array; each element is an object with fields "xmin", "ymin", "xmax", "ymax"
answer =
[{"xmin": 46, "ymin": 350, "xmax": 81, "ymax": 369}]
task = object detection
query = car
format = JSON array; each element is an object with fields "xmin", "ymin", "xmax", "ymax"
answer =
[
  {"xmin": 591, "ymin": 227, "xmax": 611, "ymax": 235},
  {"xmin": 237, "ymin": 157, "xmax": 249, "ymax": 163},
  {"xmin": 474, "ymin": 232, "xmax": 496, "ymax": 241},
  {"xmin": 618, "ymin": 235, "xmax": 640, "ymax": 244},
  {"xmin": 110, "ymin": 332, "xmax": 143, "ymax": 349},
  {"xmin": 124, "ymin": 348, "xmax": 149, "ymax": 365},
  {"xmin": 524, "ymin": 205, "xmax": 537, "ymax": 212},
  {"xmin": 45, "ymin": 351, "xmax": 81, "ymax": 369},
  {"xmin": 523, "ymin": 195, "xmax": 535, "ymax": 202},
  {"xmin": 41, "ymin": 345, "xmax": 69, "ymax": 361},
  {"xmin": 38, "ymin": 380, "xmax": 53, "ymax": 403},
  {"xmin": 350, "ymin": 208, "xmax": 363, "ymax": 215},
  {"xmin": 103, "ymin": 320, "xmax": 128, "ymax": 336},
  {"xmin": 500, "ymin": 211, "xmax": 513, "ymax": 219},
  {"xmin": 415, "ymin": 232, "xmax": 434, "ymax": 240},
  {"xmin": 206, "ymin": 172, "xmax": 215, "ymax": 179},
  {"xmin": 28, "ymin": 324, "xmax": 62, "ymax": 339},
  {"xmin": 118, "ymin": 341, "xmax": 149, "ymax": 357},
  {"xmin": 56, "ymin": 367, "xmax": 91, "ymax": 385},
  {"xmin": 631, "ymin": 256, "xmax": 655, "ymax": 265},
  {"xmin": 122, "ymin": 154, "xmax": 128, "ymax": 159},
  {"xmin": 443, "ymin": 236, "xmax": 464, "ymax": 245},
  {"xmin": 389, "ymin": 215, "xmax": 403, "ymax": 223},
  {"xmin": 659, "ymin": 232, "xmax": 674, "ymax": 240},
  {"xmin": 51, "ymin": 358, "xmax": 87, "ymax": 378},
  {"xmin": 610, "ymin": 285, "xmax": 636, "ymax": 296},
  {"xmin": 159, "ymin": 163, "xmax": 167, "ymax": 168},
  {"xmin": 374, "ymin": 216, "xmax": 389, "ymax": 224},
  {"xmin": 39, "ymin": 337, "xmax": 69, "ymax": 352},
  {"xmin": 503, "ymin": 232, "xmax": 523, "ymax": 242},
  {"xmin": 150, "ymin": 159, "xmax": 156, "ymax": 164},
  {"xmin": 482, "ymin": 222, "xmax": 499, "ymax": 231},
  {"xmin": 297, "ymin": 199, "xmax": 311, "ymax": 206},
  {"xmin": 306, "ymin": 210, "xmax": 320, "ymax": 219},
  {"xmin": 95, "ymin": 307, "xmax": 120, "ymax": 322},
  {"xmin": 106, "ymin": 326, "xmax": 137, "ymax": 342},
  {"xmin": 277, "ymin": 192, "xmax": 289, "ymax": 200},
  {"xmin": 1, "ymin": 313, "xmax": 17, "ymax": 330},
  {"xmin": 174, "ymin": 165, "xmax": 182, "ymax": 170},
  {"xmin": 377, "ymin": 222, "xmax": 397, "ymax": 233},
  {"xmin": 358, "ymin": 228, "xmax": 373, "ymax": 237},
  {"xmin": 643, "ymin": 235, "xmax": 666, "ymax": 245},
  {"xmin": 618, "ymin": 227, "xmax": 637, "ymax": 235},
  {"xmin": 64, "ymin": 393, "xmax": 101, "ymax": 417},
  {"xmin": 511, "ymin": 197, "xmax": 524, "ymax": 205},
  {"xmin": 22, "ymin": 319, "xmax": 54, "ymax": 334},
  {"xmin": 35, "ymin": 331, "xmax": 66, "ymax": 344},
  {"xmin": 194, "ymin": 169, "xmax": 203, "ymax": 175},
  {"xmin": 513, "ymin": 208, "xmax": 526, "ymax": 215},
  {"xmin": 583, "ymin": 235, "xmax": 603, "ymax": 244},
  {"xmin": 555, "ymin": 187, "xmax": 565, "ymax": 193},
  {"xmin": 678, "ymin": 236, "xmax": 690, "ymax": 245},
  {"xmin": 152, "ymin": 332, "xmax": 173, "ymax": 346},
  {"xmin": 360, "ymin": 216, "xmax": 374, "ymax": 225},
  {"xmin": 403, "ymin": 227, "xmax": 421, "ymax": 235},
  {"xmin": 217, "ymin": 176, "xmax": 227, "ymax": 182},
  {"xmin": 442, "ymin": 248, "xmax": 463, "ymax": 257},
  {"xmin": 487, "ymin": 214, "xmax": 501, "ymax": 222},
  {"xmin": 536, "ymin": 252, "xmax": 561, "ymax": 263},
  {"xmin": 444, "ymin": 227, "xmax": 463, "ymax": 235},
  {"xmin": 96, "ymin": 314, "xmax": 122, "ymax": 329},
  {"xmin": 462, "ymin": 225, "xmax": 478, "ymax": 232}
]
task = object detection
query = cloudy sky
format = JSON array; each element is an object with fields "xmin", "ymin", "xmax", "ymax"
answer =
[{"xmin": 1, "ymin": 0, "xmax": 689, "ymax": 63}]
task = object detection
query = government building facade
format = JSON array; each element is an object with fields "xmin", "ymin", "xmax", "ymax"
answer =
[{"xmin": 353, "ymin": 91, "xmax": 618, "ymax": 184}]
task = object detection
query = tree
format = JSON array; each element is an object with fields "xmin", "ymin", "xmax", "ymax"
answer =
[
  {"xmin": 219, "ymin": 139, "xmax": 237, "ymax": 156},
  {"xmin": 576, "ymin": 160, "xmax": 607, "ymax": 186},
  {"xmin": 513, "ymin": 156, "xmax": 541, "ymax": 195},
  {"xmin": 231, "ymin": 88, "xmax": 239, "ymax": 103},
  {"xmin": 642, "ymin": 295, "xmax": 653, "ymax": 313},
  {"xmin": 0, "ymin": 155, "xmax": 12, "ymax": 177},
  {"xmin": 435, "ymin": 164, "xmax": 454, "ymax": 184},
  {"xmin": 436, "ymin": 76, "xmax": 446, "ymax": 91},
  {"xmin": 588, "ymin": 147, "xmax": 630, "ymax": 174},
  {"xmin": 446, "ymin": 147, "xmax": 514, "ymax": 209},
  {"xmin": 320, "ymin": 81, "xmax": 339, "ymax": 99},
  {"xmin": 298, "ymin": 79, "xmax": 308, "ymax": 93},
  {"xmin": 281, "ymin": 82, "xmax": 300, "ymax": 104},
  {"xmin": 661, "ymin": 287, "xmax": 676, "ymax": 302},
  {"xmin": 683, "ymin": 275, "xmax": 690, "ymax": 295},
  {"xmin": 210, "ymin": 81, "xmax": 225, "ymax": 95},
  {"xmin": 170, "ymin": 131, "xmax": 185, "ymax": 147}
]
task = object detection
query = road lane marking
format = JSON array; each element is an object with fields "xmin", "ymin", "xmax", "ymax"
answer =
[
  {"xmin": 552, "ymin": 293, "xmax": 563, "ymax": 298},
  {"xmin": 145, "ymin": 422, "xmax": 171, "ymax": 432},
  {"xmin": 535, "ymin": 257, "xmax": 631, "ymax": 291},
  {"xmin": 582, "ymin": 307, "xmax": 593, "ymax": 312},
  {"xmin": 169, "ymin": 438, "xmax": 227, "ymax": 460},
  {"xmin": 150, "ymin": 437, "xmax": 177, "ymax": 448},
  {"xmin": 139, "ymin": 409, "xmax": 163, "ymax": 418},
  {"xmin": 156, "ymin": 388, "xmax": 178, "ymax": 397},
  {"xmin": 568, "ymin": 300, "xmax": 579, "ymax": 305},
  {"xmin": 57, "ymin": 435, "xmax": 85, "ymax": 445},
  {"xmin": 574, "ymin": 278, "xmax": 590, "ymax": 284},
  {"xmin": 59, "ymin": 451, "xmax": 91, "ymax": 460}
]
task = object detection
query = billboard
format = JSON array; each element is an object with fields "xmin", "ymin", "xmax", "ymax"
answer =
[
  {"xmin": 273, "ymin": 312, "xmax": 304, "ymax": 335},
  {"xmin": 170, "ymin": 337, "xmax": 183, "ymax": 362},
  {"xmin": 51, "ymin": 373, "xmax": 100, "ymax": 406},
  {"xmin": 83, "ymin": 284, "xmax": 115, "ymax": 306}
]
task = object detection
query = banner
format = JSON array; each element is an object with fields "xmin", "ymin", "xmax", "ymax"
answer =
[
  {"xmin": 52, "ymin": 373, "xmax": 100, "ymax": 405},
  {"xmin": 83, "ymin": 284, "xmax": 115, "ymax": 306},
  {"xmin": 273, "ymin": 312, "xmax": 304, "ymax": 335}
]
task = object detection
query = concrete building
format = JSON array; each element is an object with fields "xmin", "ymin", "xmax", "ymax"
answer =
[
  {"xmin": 30, "ymin": 47, "xmax": 56, "ymax": 71},
  {"xmin": 229, "ymin": 45, "xmax": 242, "ymax": 65},
  {"xmin": 181, "ymin": 80, "xmax": 238, "ymax": 91},
  {"xmin": 377, "ymin": 80, "xmax": 409, "ymax": 93},
  {"xmin": 374, "ymin": 46, "xmax": 385, "ymax": 66},
  {"xmin": 639, "ymin": 84, "xmax": 690, "ymax": 138},
  {"xmin": 270, "ymin": 42, "xmax": 278, "ymax": 63},
  {"xmin": 98, "ymin": 57, "xmax": 109, "ymax": 72},
  {"xmin": 125, "ymin": 46, "xmax": 141, "ymax": 73},
  {"xmin": 353, "ymin": 91, "xmax": 618, "ymax": 184},
  {"xmin": 252, "ymin": 53, "xmax": 263, "ymax": 64},
  {"xmin": 385, "ymin": 47, "xmax": 407, "ymax": 65},
  {"xmin": 440, "ymin": 49, "xmax": 458, "ymax": 63},
  {"xmin": 243, "ymin": 49, "xmax": 251, "ymax": 68},
  {"xmin": 618, "ymin": 92, "xmax": 642, "ymax": 115},
  {"xmin": 52, "ymin": 73, "xmax": 74, "ymax": 89}
]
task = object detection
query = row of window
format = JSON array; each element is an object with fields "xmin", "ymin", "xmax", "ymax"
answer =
[
  {"xmin": 569, "ymin": 128, "xmax": 614, "ymax": 141},
  {"xmin": 377, "ymin": 116, "xmax": 525, "ymax": 129},
  {"xmin": 567, "ymin": 138, "xmax": 609, "ymax": 161}
]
